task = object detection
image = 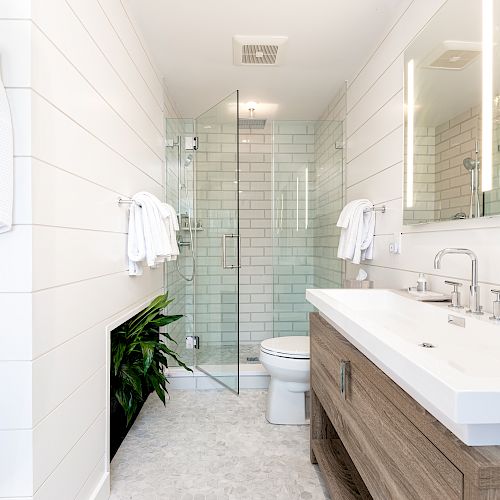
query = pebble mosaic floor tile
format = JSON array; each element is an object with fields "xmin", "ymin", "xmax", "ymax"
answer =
[{"xmin": 110, "ymin": 390, "xmax": 330, "ymax": 500}]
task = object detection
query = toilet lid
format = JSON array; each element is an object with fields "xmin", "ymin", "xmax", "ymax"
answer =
[{"xmin": 260, "ymin": 336, "xmax": 310, "ymax": 359}]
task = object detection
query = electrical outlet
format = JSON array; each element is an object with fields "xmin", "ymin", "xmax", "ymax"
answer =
[{"xmin": 389, "ymin": 232, "xmax": 402, "ymax": 254}]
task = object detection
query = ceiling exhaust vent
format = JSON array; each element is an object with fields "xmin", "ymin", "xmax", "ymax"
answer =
[
  {"xmin": 238, "ymin": 118, "xmax": 267, "ymax": 129},
  {"xmin": 233, "ymin": 36, "xmax": 288, "ymax": 66},
  {"xmin": 422, "ymin": 41, "xmax": 482, "ymax": 70}
]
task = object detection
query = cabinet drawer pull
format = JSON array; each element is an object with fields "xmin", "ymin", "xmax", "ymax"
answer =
[{"xmin": 340, "ymin": 360, "xmax": 351, "ymax": 400}]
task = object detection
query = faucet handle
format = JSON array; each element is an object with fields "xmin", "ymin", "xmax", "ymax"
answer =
[
  {"xmin": 445, "ymin": 280, "xmax": 462, "ymax": 290},
  {"xmin": 445, "ymin": 280, "xmax": 462, "ymax": 309},
  {"xmin": 490, "ymin": 289, "xmax": 500, "ymax": 321}
]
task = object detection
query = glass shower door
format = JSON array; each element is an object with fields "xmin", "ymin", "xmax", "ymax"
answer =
[{"xmin": 195, "ymin": 91, "xmax": 240, "ymax": 392}]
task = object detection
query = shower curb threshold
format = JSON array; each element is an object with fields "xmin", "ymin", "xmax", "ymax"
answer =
[{"xmin": 166, "ymin": 364, "xmax": 270, "ymax": 390}]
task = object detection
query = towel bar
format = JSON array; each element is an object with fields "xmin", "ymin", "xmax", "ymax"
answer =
[
  {"xmin": 118, "ymin": 197, "xmax": 135, "ymax": 205},
  {"xmin": 364, "ymin": 205, "xmax": 386, "ymax": 213}
]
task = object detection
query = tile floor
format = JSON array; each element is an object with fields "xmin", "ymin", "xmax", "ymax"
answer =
[{"xmin": 110, "ymin": 390, "xmax": 330, "ymax": 500}]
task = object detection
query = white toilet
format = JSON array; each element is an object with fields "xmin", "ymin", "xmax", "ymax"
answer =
[{"xmin": 259, "ymin": 336, "xmax": 310, "ymax": 425}]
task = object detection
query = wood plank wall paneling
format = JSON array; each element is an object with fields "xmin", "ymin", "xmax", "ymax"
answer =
[{"xmin": 0, "ymin": 0, "xmax": 169, "ymax": 497}]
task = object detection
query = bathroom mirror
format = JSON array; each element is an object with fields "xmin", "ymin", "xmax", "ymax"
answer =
[{"xmin": 403, "ymin": 0, "xmax": 500, "ymax": 225}]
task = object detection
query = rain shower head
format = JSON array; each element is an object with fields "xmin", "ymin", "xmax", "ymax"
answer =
[
  {"xmin": 463, "ymin": 157, "xmax": 479, "ymax": 171},
  {"xmin": 238, "ymin": 118, "xmax": 267, "ymax": 129},
  {"xmin": 184, "ymin": 154, "xmax": 193, "ymax": 167}
]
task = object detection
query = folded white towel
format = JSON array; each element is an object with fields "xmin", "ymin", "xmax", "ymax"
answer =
[
  {"xmin": 337, "ymin": 199, "xmax": 375, "ymax": 264},
  {"xmin": 0, "ymin": 69, "xmax": 13, "ymax": 234},
  {"xmin": 127, "ymin": 192, "xmax": 180, "ymax": 276}
]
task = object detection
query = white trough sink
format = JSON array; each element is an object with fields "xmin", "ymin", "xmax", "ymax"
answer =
[{"xmin": 306, "ymin": 288, "xmax": 500, "ymax": 446}]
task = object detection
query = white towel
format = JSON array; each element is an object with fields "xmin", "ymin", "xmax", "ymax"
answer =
[
  {"xmin": 0, "ymin": 68, "xmax": 13, "ymax": 234},
  {"xmin": 127, "ymin": 192, "xmax": 180, "ymax": 276},
  {"xmin": 127, "ymin": 201, "xmax": 145, "ymax": 276},
  {"xmin": 164, "ymin": 203, "xmax": 179, "ymax": 261},
  {"xmin": 337, "ymin": 199, "xmax": 375, "ymax": 264},
  {"xmin": 135, "ymin": 192, "xmax": 168, "ymax": 266}
]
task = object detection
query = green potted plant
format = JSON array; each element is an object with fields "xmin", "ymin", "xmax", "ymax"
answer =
[{"xmin": 110, "ymin": 293, "xmax": 191, "ymax": 457}]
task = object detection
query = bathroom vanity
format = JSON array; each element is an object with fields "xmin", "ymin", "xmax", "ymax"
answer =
[{"xmin": 307, "ymin": 290, "xmax": 500, "ymax": 500}]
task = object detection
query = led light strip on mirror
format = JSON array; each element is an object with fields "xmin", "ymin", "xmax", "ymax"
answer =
[
  {"xmin": 482, "ymin": 0, "xmax": 493, "ymax": 192},
  {"xmin": 406, "ymin": 59, "xmax": 414, "ymax": 209}
]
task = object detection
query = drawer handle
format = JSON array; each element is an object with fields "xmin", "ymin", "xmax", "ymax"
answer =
[{"xmin": 340, "ymin": 360, "xmax": 351, "ymax": 400}]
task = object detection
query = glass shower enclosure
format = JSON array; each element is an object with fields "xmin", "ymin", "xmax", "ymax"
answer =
[{"xmin": 165, "ymin": 96, "xmax": 345, "ymax": 394}]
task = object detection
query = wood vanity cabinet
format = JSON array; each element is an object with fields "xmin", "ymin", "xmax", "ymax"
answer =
[{"xmin": 309, "ymin": 312, "xmax": 500, "ymax": 500}]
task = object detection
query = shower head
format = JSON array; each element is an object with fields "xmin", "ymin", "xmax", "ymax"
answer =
[
  {"xmin": 184, "ymin": 154, "xmax": 193, "ymax": 167},
  {"xmin": 463, "ymin": 157, "xmax": 479, "ymax": 171}
]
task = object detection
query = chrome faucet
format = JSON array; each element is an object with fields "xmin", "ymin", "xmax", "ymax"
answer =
[{"xmin": 434, "ymin": 248, "xmax": 482, "ymax": 315}]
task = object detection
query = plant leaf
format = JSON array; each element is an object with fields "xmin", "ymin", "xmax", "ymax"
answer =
[
  {"xmin": 120, "ymin": 364, "xmax": 143, "ymax": 397},
  {"xmin": 128, "ymin": 294, "xmax": 173, "ymax": 331},
  {"xmin": 152, "ymin": 315, "xmax": 183, "ymax": 327},
  {"xmin": 112, "ymin": 342, "xmax": 126, "ymax": 376},
  {"xmin": 140, "ymin": 341, "xmax": 156, "ymax": 374}
]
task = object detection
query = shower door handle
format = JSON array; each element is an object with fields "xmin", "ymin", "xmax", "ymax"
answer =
[{"xmin": 222, "ymin": 234, "xmax": 241, "ymax": 269}]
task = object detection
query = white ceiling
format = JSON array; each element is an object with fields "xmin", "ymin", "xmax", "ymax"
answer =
[{"xmin": 125, "ymin": 0, "xmax": 405, "ymax": 120}]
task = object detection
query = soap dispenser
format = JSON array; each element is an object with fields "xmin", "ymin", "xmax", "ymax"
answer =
[{"xmin": 416, "ymin": 273, "xmax": 428, "ymax": 292}]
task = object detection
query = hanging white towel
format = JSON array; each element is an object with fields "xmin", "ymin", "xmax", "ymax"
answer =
[
  {"xmin": 127, "ymin": 200, "xmax": 146, "ymax": 276},
  {"xmin": 127, "ymin": 192, "xmax": 180, "ymax": 276},
  {"xmin": 337, "ymin": 199, "xmax": 375, "ymax": 265},
  {"xmin": 164, "ymin": 203, "xmax": 179, "ymax": 261},
  {"xmin": 135, "ymin": 192, "xmax": 169, "ymax": 266},
  {"xmin": 0, "ymin": 68, "xmax": 13, "ymax": 234}
]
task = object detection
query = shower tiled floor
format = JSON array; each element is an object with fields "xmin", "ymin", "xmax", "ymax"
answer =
[{"xmin": 110, "ymin": 390, "xmax": 330, "ymax": 500}]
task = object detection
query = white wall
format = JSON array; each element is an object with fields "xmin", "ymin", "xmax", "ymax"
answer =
[
  {"xmin": 314, "ymin": 88, "xmax": 346, "ymax": 289},
  {"xmin": 342, "ymin": 0, "xmax": 500, "ymax": 308},
  {"xmin": 0, "ymin": 0, "xmax": 166, "ymax": 498}
]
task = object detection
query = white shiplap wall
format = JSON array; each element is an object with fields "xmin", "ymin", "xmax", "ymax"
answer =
[
  {"xmin": 0, "ymin": 0, "xmax": 166, "ymax": 498},
  {"xmin": 343, "ymin": 0, "xmax": 500, "ymax": 307}
]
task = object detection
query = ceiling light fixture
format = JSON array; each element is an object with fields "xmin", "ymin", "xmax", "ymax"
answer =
[{"xmin": 246, "ymin": 101, "xmax": 257, "ymax": 119}]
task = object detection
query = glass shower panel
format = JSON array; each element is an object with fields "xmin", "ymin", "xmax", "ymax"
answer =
[
  {"xmin": 195, "ymin": 91, "xmax": 240, "ymax": 392},
  {"xmin": 272, "ymin": 121, "xmax": 316, "ymax": 338},
  {"xmin": 272, "ymin": 119, "xmax": 343, "ymax": 338}
]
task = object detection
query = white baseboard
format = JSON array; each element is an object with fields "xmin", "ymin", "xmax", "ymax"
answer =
[{"xmin": 89, "ymin": 473, "xmax": 110, "ymax": 500}]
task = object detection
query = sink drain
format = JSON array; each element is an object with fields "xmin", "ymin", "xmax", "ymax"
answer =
[{"xmin": 419, "ymin": 342, "xmax": 436, "ymax": 348}]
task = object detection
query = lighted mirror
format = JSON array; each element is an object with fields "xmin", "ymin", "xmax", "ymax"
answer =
[{"xmin": 403, "ymin": 0, "xmax": 500, "ymax": 225}]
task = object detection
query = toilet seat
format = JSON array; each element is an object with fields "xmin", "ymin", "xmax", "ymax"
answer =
[{"xmin": 260, "ymin": 336, "xmax": 310, "ymax": 359}]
